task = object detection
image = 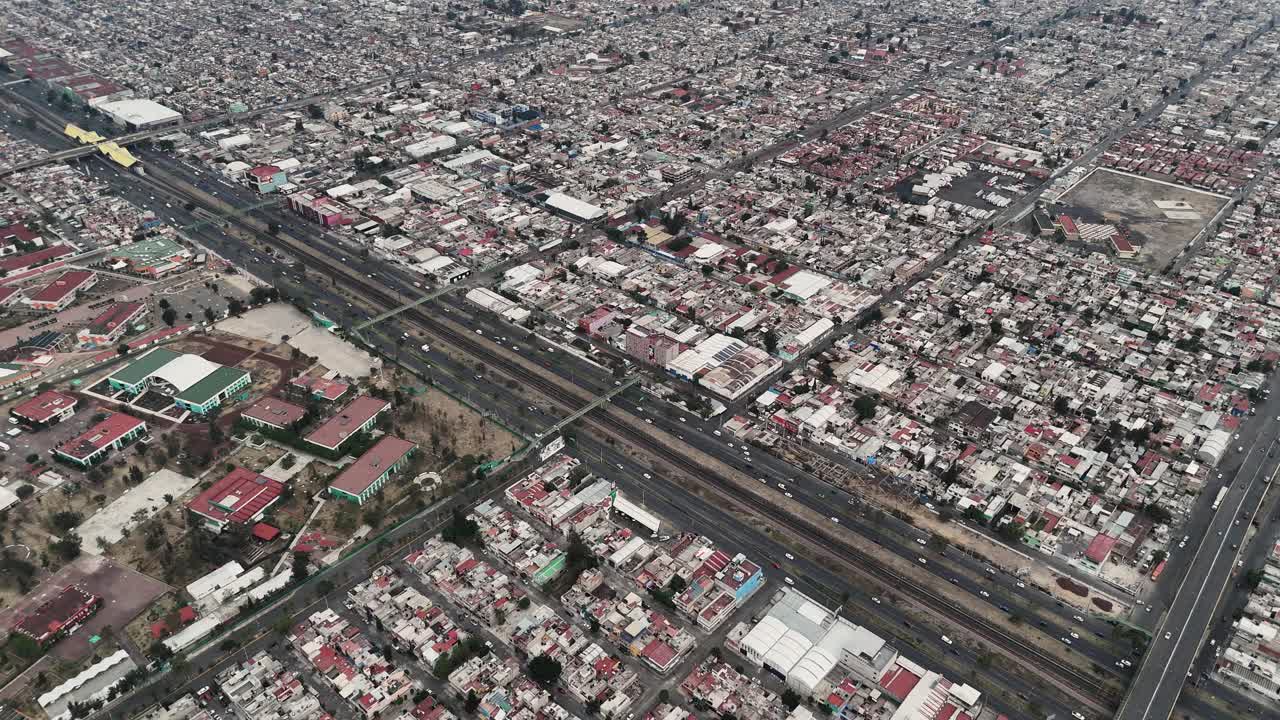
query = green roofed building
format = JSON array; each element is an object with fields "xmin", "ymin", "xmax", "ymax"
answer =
[
  {"xmin": 107, "ymin": 347, "xmax": 251, "ymax": 415},
  {"xmin": 532, "ymin": 553, "xmax": 566, "ymax": 587},
  {"xmin": 105, "ymin": 236, "xmax": 192, "ymax": 277}
]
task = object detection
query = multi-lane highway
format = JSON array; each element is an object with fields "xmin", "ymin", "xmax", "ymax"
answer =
[{"xmin": 1117, "ymin": 390, "xmax": 1280, "ymax": 720}]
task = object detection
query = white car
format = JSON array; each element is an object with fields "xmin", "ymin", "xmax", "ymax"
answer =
[
  {"xmin": 941, "ymin": 635, "xmax": 953, "ymax": 645},
  {"xmin": 979, "ymin": 590, "xmax": 990, "ymax": 598},
  {"xmin": 759, "ymin": 478, "xmax": 767, "ymax": 484},
  {"xmin": 777, "ymin": 483, "xmax": 786, "ymax": 490},
  {"xmin": 713, "ymin": 430, "xmax": 722, "ymax": 436},
  {"xmin": 1073, "ymin": 615, "xmax": 1084, "ymax": 622},
  {"xmin": 872, "ymin": 596, "xmax": 881, "ymax": 604},
  {"xmin": 784, "ymin": 577, "xmax": 795, "ymax": 586},
  {"xmin": 918, "ymin": 557, "xmax": 928, "ymax": 565},
  {"xmin": 784, "ymin": 553, "xmax": 794, "ymax": 560},
  {"xmin": 784, "ymin": 492, "xmax": 793, "ymax": 498},
  {"xmin": 916, "ymin": 538, "xmax": 928, "ymax": 546},
  {"xmin": 642, "ymin": 473, "xmax": 651, "ymax": 480},
  {"xmin": 830, "ymin": 517, "xmax": 839, "ymax": 524},
  {"xmin": 1061, "ymin": 637, "xmax": 1072, "ymax": 645},
  {"xmin": 1164, "ymin": 631, "xmax": 1172, "ymax": 640},
  {"xmin": 420, "ymin": 344, "xmax": 430, "ymax": 352},
  {"xmin": 1070, "ymin": 632, "xmax": 1080, "ymax": 640},
  {"xmin": 1015, "ymin": 581, "xmax": 1026, "ymax": 589}
]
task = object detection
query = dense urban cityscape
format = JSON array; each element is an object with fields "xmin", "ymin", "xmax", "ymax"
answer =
[{"xmin": 0, "ymin": 0, "xmax": 1274, "ymax": 719}]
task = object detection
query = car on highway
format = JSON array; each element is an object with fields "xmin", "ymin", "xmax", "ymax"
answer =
[
  {"xmin": 1164, "ymin": 631, "xmax": 1172, "ymax": 639},
  {"xmin": 1061, "ymin": 637, "xmax": 1072, "ymax": 645},
  {"xmin": 940, "ymin": 635, "xmax": 953, "ymax": 645},
  {"xmin": 1015, "ymin": 581, "xmax": 1025, "ymax": 589},
  {"xmin": 830, "ymin": 516, "xmax": 839, "ymax": 523},
  {"xmin": 979, "ymin": 590, "xmax": 990, "ymax": 598},
  {"xmin": 784, "ymin": 553, "xmax": 794, "ymax": 560},
  {"xmin": 872, "ymin": 596, "xmax": 881, "ymax": 604},
  {"xmin": 784, "ymin": 577, "xmax": 795, "ymax": 586},
  {"xmin": 916, "ymin": 538, "xmax": 927, "ymax": 546},
  {"xmin": 918, "ymin": 557, "xmax": 927, "ymax": 565},
  {"xmin": 1073, "ymin": 614, "xmax": 1084, "ymax": 622}
]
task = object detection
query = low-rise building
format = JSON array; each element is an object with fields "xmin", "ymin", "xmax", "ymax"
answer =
[
  {"xmin": 186, "ymin": 467, "xmax": 286, "ymax": 532},
  {"xmin": 305, "ymin": 395, "xmax": 389, "ymax": 453},
  {"xmin": 240, "ymin": 395, "xmax": 307, "ymax": 431},
  {"xmin": 24, "ymin": 270, "xmax": 96, "ymax": 311},
  {"xmin": 328, "ymin": 435, "xmax": 416, "ymax": 504},
  {"xmin": 53, "ymin": 411, "xmax": 146, "ymax": 468},
  {"xmin": 77, "ymin": 301, "xmax": 146, "ymax": 347},
  {"xmin": 12, "ymin": 585, "xmax": 102, "ymax": 649},
  {"xmin": 10, "ymin": 389, "xmax": 77, "ymax": 428}
]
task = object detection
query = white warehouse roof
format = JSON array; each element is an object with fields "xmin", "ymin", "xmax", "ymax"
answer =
[
  {"xmin": 97, "ymin": 98, "xmax": 182, "ymax": 127},
  {"xmin": 546, "ymin": 192, "xmax": 605, "ymax": 221}
]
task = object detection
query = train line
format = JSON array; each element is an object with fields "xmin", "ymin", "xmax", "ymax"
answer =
[
  {"xmin": 115, "ymin": 164, "xmax": 1116, "ymax": 713},
  {"xmin": 9, "ymin": 91, "xmax": 1115, "ymax": 712}
]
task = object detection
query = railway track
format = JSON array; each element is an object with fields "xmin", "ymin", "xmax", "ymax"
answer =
[
  {"xmin": 9, "ymin": 90, "xmax": 1115, "ymax": 711},
  {"xmin": 119, "ymin": 167, "xmax": 1115, "ymax": 712}
]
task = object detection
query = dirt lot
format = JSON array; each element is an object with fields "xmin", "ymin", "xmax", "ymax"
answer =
[
  {"xmin": 376, "ymin": 369, "xmax": 522, "ymax": 465},
  {"xmin": 1058, "ymin": 168, "xmax": 1230, "ymax": 272}
]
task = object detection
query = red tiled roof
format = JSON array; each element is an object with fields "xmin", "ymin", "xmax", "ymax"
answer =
[
  {"xmin": 329, "ymin": 435, "xmax": 416, "ymax": 497},
  {"xmin": 0, "ymin": 244, "xmax": 72, "ymax": 272},
  {"xmin": 1085, "ymin": 533, "xmax": 1117, "ymax": 563},
  {"xmin": 185, "ymin": 467, "xmax": 284, "ymax": 525},
  {"xmin": 241, "ymin": 395, "xmax": 306, "ymax": 429},
  {"xmin": 11, "ymin": 390, "xmax": 76, "ymax": 424},
  {"xmin": 252, "ymin": 522, "xmax": 280, "ymax": 541},
  {"xmin": 27, "ymin": 270, "xmax": 93, "ymax": 303},
  {"xmin": 305, "ymin": 395, "xmax": 388, "ymax": 449},
  {"xmin": 55, "ymin": 412, "xmax": 144, "ymax": 460}
]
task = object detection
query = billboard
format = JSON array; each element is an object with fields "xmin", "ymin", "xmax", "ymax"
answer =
[{"xmin": 539, "ymin": 434, "xmax": 566, "ymax": 461}]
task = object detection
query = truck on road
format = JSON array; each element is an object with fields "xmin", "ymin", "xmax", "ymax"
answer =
[{"xmin": 1212, "ymin": 486, "xmax": 1229, "ymax": 511}]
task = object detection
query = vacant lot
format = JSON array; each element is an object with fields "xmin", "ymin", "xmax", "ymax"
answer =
[{"xmin": 1059, "ymin": 168, "xmax": 1229, "ymax": 272}]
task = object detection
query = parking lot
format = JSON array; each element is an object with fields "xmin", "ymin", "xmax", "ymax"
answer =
[{"xmin": 0, "ymin": 402, "xmax": 102, "ymax": 483}]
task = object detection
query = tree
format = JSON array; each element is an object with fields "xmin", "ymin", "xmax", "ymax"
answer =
[
  {"xmin": 50, "ymin": 534, "xmax": 82, "ymax": 561},
  {"xmin": 203, "ymin": 307, "xmax": 217, "ymax": 323},
  {"xmin": 1246, "ymin": 568, "xmax": 1265, "ymax": 589},
  {"xmin": 117, "ymin": 344, "xmax": 130, "ymax": 356},
  {"xmin": 853, "ymin": 394, "xmax": 878, "ymax": 420},
  {"xmin": 1053, "ymin": 395, "xmax": 1071, "ymax": 416},
  {"xmin": 441, "ymin": 507, "xmax": 480, "ymax": 545},
  {"xmin": 162, "ymin": 307, "xmax": 178, "ymax": 327},
  {"xmin": 7, "ymin": 633, "xmax": 42, "ymax": 660},
  {"xmin": 148, "ymin": 641, "xmax": 174, "ymax": 660},
  {"xmin": 927, "ymin": 533, "xmax": 949, "ymax": 552},
  {"xmin": 15, "ymin": 484, "xmax": 34, "ymax": 500},
  {"xmin": 527, "ymin": 654, "xmax": 562, "ymax": 687},
  {"xmin": 50, "ymin": 511, "xmax": 82, "ymax": 532},
  {"xmin": 781, "ymin": 689, "xmax": 801, "ymax": 710},
  {"xmin": 463, "ymin": 690, "xmax": 480, "ymax": 713},
  {"xmin": 292, "ymin": 551, "xmax": 310, "ymax": 583},
  {"xmin": 762, "ymin": 328, "xmax": 778, "ymax": 355}
]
